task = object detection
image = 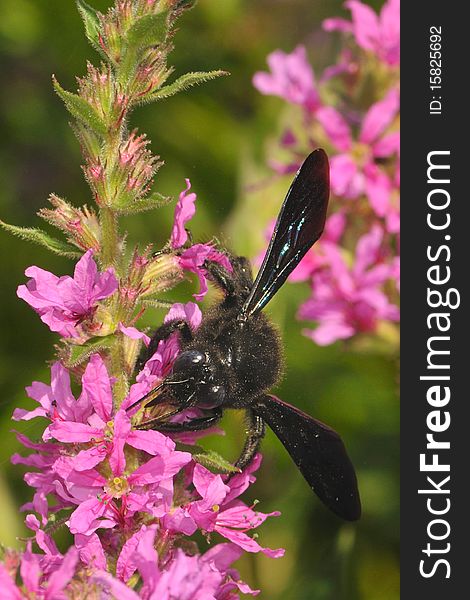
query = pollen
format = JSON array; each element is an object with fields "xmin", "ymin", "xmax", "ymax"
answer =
[
  {"xmin": 106, "ymin": 476, "xmax": 129, "ymax": 497},
  {"xmin": 212, "ymin": 504, "xmax": 220, "ymax": 512}
]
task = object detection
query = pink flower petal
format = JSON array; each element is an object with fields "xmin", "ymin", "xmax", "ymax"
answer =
[
  {"xmin": 224, "ymin": 454, "xmax": 262, "ymax": 504},
  {"xmin": 325, "ymin": 211, "xmax": 346, "ymax": 243},
  {"xmin": 330, "ymin": 154, "xmax": 363, "ymax": 199},
  {"xmin": 164, "ymin": 301, "xmax": 203, "ymax": 331},
  {"xmin": 178, "ymin": 244, "xmax": 232, "ymax": 301},
  {"xmin": 119, "ymin": 323, "xmax": 151, "ymax": 346},
  {"xmin": 116, "ymin": 526, "xmax": 150, "ymax": 582},
  {"xmin": 75, "ymin": 533, "xmax": 107, "ymax": 570},
  {"xmin": 71, "ymin": 446, "xmax": 108, "ymax": 471},
  {"xmin": 253, "ymin": 46, "xmax": 320, "ymax": 112},
  {"xmin": 46, "ymin": 421, "xmax": 101, "ymax": 443},
  {"xmin": 25, "ymin": 380, "xmax": 53, "ymax": 409},
  {"xmin": 304, "ymin": 320, "xmax": 355, "ymax": 345},
  {"xmin": 346, "ymin": 0, "xmax": 380, "ymax": 52},
  {"xmin": 316, "ymin": 106, "xmax": 352, "ymax": 152},
  {"xmin": 81, "ymin": 354, "xmax": 113, "ymax": 422},
  {"xmin": 127, "ymin": 428, "xmax": 175, "ymax": 455},
  {"xmin": 323, "ymin": 16, "xmax": 354, "ymax": 33},
  {"xmin": 129, "ymin": 450, "xmax": 191, "ymax": 486},
  {"xmin": 364, "ymin": 162, "xmax": 392, "ymax": 217},
  {"xmin": 379, "ymin": 0, "xmax": 400, "ymax": 65},
  {"xmin": 360, "ymin": 87, "xmax": 400, "ymax": 145},
  {"xmin": 373, "ymin": 131, "xmax": 400, "ymax": 157},
  {"xmin": 45, "ymin": 547, "xmax": 79, "ymax": 598},
  {"xmin": 353, "ymin": 224, "xmax": 383, "ymax": 276},
  {"xmin": 216, "ymin": 525, "xmax": 284, "ymax": 557},
  {"xmin": 0, "ymin": 564, "xmax": 23, "ymax": 599},
  {"xmin": 72, "ymin": 249, "xmax": 118, "ymax": 305},
  {"xmin": 202, "ymin": 542, "xmax": 243, "ymax": 571},
  {"xmin": 192, "ymin": 465, "xmax": 229, "ymax": 509},
  {"xmin": 50, "ymin": 362, "xmax": 78, "ymax": 421},
  {"xmin": 12, "ymin": 406, "xmax": 48, "ymax": 421},
  {"xmin": 171, "ymin": 179, "xmax": 197, "ymax": 248},
  {"xmin": 92, "ymin": 571, "xmax": 140, "ymax": 600},
  {"xmin": 109, "ymin": 409, "xmax": 131, "ymax": 476},
  {"xmin": 17, "ymin": 251, "xmax": 117, "ymax": 338},
  {"xmin": 36, "ymin": 529, "xmax": 61, "ymax": 557},
  {"xmin": 162, "ymin": 507, "xmax": 197, "ymax": 535},
  {"xmin": 68, "ymin": 497, "xmax": 109, "ymax": 535},
  {"xmin": 20, "ymin": 543, "xmax": 41, "ymax": 593}
]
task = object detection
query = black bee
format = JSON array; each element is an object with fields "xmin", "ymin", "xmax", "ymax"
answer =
[{"xmin": 134, "ymin": 149, "xmax": 361, "ymax": 521}]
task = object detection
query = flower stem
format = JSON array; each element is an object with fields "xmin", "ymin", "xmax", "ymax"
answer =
[{"xmin": 100, "ymin": 206, "xmax": 119, "ymax": 270}]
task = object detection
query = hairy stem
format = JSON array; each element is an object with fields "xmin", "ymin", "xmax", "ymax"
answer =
[{"xmin": 100, "ymin": 206, "xmax": 119, "ymax": 269}]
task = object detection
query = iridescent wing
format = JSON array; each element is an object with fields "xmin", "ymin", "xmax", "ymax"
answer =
[{"xmin": 240, "ymin": 149, "xmax": 329, "ymax": 318}]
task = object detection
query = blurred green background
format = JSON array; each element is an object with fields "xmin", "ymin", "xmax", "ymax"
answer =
[{"xmin": 0, "ymin": 1, "xmax": 398, "ymax": 598}]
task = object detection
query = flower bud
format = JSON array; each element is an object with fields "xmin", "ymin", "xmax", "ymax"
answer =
[{"xmin": 39, "ymin": 195, "xmax": 101, "ymax": 252}]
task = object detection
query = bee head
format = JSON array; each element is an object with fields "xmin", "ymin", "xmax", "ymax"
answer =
[{"xmin": 169, "ymin": 349, "xmax": 226, "ymax": 408}]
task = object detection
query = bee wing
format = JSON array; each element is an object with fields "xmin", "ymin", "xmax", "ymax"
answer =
[
  {"xmin": 253, "ymin": 394, "xmax": 361, "ymax": 521},
  {"xmin": 240, "ymin": 149, "xmax": 329, "ymax": 318}
]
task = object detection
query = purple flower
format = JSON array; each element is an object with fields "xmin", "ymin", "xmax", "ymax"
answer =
[
  {"xmin": 299, "ymin": 224, "xmax": 399, "ymax": 344},
  {"xmin": 11, "ymin": 432, "xmax": 65, "ymax": 517},
  {"xmin": 325, "ymin": 87, "xmax": 400, "ymax": 232},
  {"xmin": 13, "ymin": 360, "xmax": 93, "ymax": 424},
  {"xmin": 178, "ymin": 243, "xmax": 233, "ymax": 301},
  {"xmin": 253, "ymin": 45, "xmax": 321, "ymax": 113},
  {"xmin": 170, "ymin": 180, "xmax": 232, "ymax": 300},
  {"xmin": 0, "ymin": 544, "xmax": 79, "ymax": 600},
  {"xmin": 17, "ymin": 249, "xmax": 118, "ymax": 338},
  {"xmin": 119, "ymin": 323, "xmax": 151, "ymax": 346},
  {"xmin": 171, "ymin": 178, "xmax": 197, "ymax": 248},
  {"xmin": 59, "ymin": 435, "xmax": 190, "ymax": 535},
  {"xmin": 96, "ymin": 525, "xmax": 258, "ymax": 599},
  {"xmin": 186, "ymin": 456, "xmax": 284, "ymax": 557},
  {"xmin": 12, "ymin": 353, "xmax": 191, "ymax": 531},
  {"xmin": 324, "ymin": 0, "xmax": 400, "ymax": 66}
]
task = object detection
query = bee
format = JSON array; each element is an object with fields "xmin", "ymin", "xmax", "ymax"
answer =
[{"xmin": 132, "ymin": 149, "xmax": 361, "ymax": 521}]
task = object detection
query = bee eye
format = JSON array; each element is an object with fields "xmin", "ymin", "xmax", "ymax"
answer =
[
  {"xmin": 199, "ymin": 384, "xmax": 226, "ymax": 409},
  {"xmin": 189, "ymin": 351, "xmax": 205, "ymax": 364},
  {"xmin": 172, "ymin": 350, "xmax": 206, "ymax": 372}
]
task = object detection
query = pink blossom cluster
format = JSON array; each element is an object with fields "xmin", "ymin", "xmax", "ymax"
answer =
[
  {"xmin": 253, "ymin": 0, "xmax": 400, "ymax": 345},
  {"xmin": 7, "ymin": 186, "xmax": 282, "ymax": 597}
]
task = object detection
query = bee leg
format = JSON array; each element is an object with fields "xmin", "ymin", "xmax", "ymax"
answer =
[
  {"xmin": 234, "ymin": 408, "xmax": 266, "ymax": 471},
  {"xmin": 137, "ymin": 408, "xmax": 222, "ymax": 432},
  {"xmin": 204, "ymin": 256, "xmax": 254, "ymax": 299},
  {"xmin": 137, "ymin": 319, "xmax": 193, "ymax": 371},
  {"xmin": 203, "ymin": 259, "xmax": 236, "ymax": 295}
]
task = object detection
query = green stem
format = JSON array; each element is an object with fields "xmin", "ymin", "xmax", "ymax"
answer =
[{"xmin": 100, "ymin": 206, "xmax": 119, "ymax": 269}]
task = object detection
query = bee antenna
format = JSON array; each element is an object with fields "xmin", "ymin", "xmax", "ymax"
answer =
[
  {"xmin": 125, "ymin": 381, "xmax": 165, "ymax": 412},
  {"xmin": 165, "ymin": 378, "xmax": 190, "ymax": 386}
]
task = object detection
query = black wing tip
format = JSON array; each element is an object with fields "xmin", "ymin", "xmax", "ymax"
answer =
[
  {"xmin": 311, "ymin": 148, "xmax": 330, "ymax": 186},
  {"xmin": 305, "ymin": 147, "xmax": 329, "ymax": 169},
  {"xmin": 333, "ymin": 495, "xmax": 362, "ymax": 521},
  {"xmin": 310, "ymin": 477, "xmax": 362, "ymax": 522}
]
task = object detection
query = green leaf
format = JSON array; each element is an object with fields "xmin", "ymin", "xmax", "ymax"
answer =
[
  {"xmin": 126, "ymin": 12, "xmax": 168, "ymax": 49},
  {"xmin": 146, "ymin": 70, "xmax": 228, "ymax": 102},
  {"xmin": 76, "ymin": 0, "xmax": 101, "ymax": 49},
  {"xmin": 117, "ymin": 13, "xmax": 169, "ymax": 85},
  {"xmin": 53, "ymin": 77, "xmax": 108, "ymax": 136},
  {"xmin": 66, "ymin": 335, "xmax": 115, "ymax": 367},
  {"xmin": 0, "ymin": 220, "xmax": 81, "ymax": 258},
  {"xmin": 177, "ymin": 444, "xmax": 239, "ymax": 474},
  {"xmin": 118, "ymin": 192, "xmax": 172, "ymax": 214}
]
